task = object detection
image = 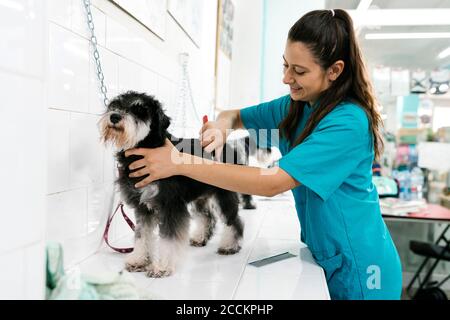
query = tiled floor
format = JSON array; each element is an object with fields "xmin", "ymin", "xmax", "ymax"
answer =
[{"xmin": 79, "ymin": 193, "xmax": 330, "ymax": 300}]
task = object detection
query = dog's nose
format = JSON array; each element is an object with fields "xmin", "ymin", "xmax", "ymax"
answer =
[{"xmin": 110, "ymin": 113, "xmax": 122, "ymax": 124}]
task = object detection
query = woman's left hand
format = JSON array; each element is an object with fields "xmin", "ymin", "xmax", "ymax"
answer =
[{"xmin": 125, "ymin": 138, "xmax": 182, "ymax": 188}]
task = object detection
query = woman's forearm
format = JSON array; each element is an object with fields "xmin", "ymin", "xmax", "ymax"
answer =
[
  {"xmin": 177, "ymin": 153, "xmax": 279, "ymax": 197},
  {"xmin": 216, "ymin": 109, "xmax": 244, "ymax": 130}
]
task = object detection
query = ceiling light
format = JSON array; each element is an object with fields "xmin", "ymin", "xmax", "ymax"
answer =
[
  {"xmin": 349, "ymin": 9, "xmax": 450, "ymax": 27},
  {"xmin": 439, "ymin": 83, "xmax": 449, "ymax": 92},
  {"xmin": 438, "ymin": 47, "xmax": 450, "ymax": 60},
  {"xmin": 365, "ymin": 32, "xmax": 450, "ymax": 40},
  {"xmin": 356, "ymin": 0, "xmax": 373, "ymax": 11}
]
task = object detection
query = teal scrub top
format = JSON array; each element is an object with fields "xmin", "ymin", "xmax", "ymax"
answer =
[{"xmin": 240, "ymin": 95, "xmax": 402, "ymax": 300}]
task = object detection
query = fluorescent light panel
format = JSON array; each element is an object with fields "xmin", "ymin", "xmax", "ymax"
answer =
[
  {"xmin": 438, "ymin": 47, "xmax": 450, "ymax": 59},
  {"xmin": 365, "ymin": 32, "xmax": 450, "ymax": 40},
  {"xmin": 348, "ymin": 9, "xmax": 450, "ymax": 27},
  {"xmin": 356, "ymin": 0, "xmax": 373, "ymax": 11}
]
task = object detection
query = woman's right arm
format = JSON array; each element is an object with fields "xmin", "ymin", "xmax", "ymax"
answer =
[
  {"xmin": 216, "ymin": 109, "xmax": 244, "ymax": 130},
  {"xmin": 199, "ymin": 109, "xmax": 244, "ymax": 153}
]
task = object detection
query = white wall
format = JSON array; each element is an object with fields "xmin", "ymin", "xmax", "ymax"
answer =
[
  {"xmin": 0, "ymin": 1, "xmax": 47, "ymax": 299},
  {"xmin": 228, "ymin": 0, "xmax": 326, "ymax": 108},
  {"xmin": 228, "ymin": 0, "xmax": 264, "ymax": 109},
  {"xmin": 0, "ymin": 0, "xmax": 218, "ymax": 299},
  {"xmin": 260, "ymin": 0, "xmax": 325, "ymax": 102}
]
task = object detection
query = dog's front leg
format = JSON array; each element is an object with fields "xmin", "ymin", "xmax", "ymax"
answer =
[
  {"xmin": 145, "ymin": 237, "xmax": 185, "ymax": 278},
  {"xmin": 125, "ymin": 214, "xmax": 156, "ymax": 272},
  {"xmin": 146, "ymin": 208, "xmax": 190, "ymax": 278}
]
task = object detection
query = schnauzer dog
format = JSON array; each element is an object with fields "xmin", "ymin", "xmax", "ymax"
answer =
[{"xmin": 99, "ymin": 91, "xmax": 244, "ymax": 277}]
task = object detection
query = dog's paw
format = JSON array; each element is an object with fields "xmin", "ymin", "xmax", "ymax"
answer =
[
  {"xmin": 145, "ymin": 265, "xmax": 173, "ymax": 278},
  {"xmin": 124, "ymin": 254, "xmax": 149, "ymax": 272},
  {"xmin": 217, "ymin": 245, "xmax": 241, "ymax": 255},
  {"xmin": 125, "ymin": 262, "xmax": 148, "ymax": 272},
  {"xmin": 189, "ymin": 238, "xmax": 207, "ymax": 247},
  {"xmin": 243, "ymin": 202, "xmax": 256, "ymax": 210}
]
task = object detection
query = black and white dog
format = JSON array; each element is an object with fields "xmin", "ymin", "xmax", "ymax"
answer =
[{"xmin": 99, "ymin": 91, "xmax": 244, "ymax": 277}]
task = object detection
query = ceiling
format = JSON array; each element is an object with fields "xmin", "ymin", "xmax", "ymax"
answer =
[{"xmin": 325, "ymin": 0, "xmax": 450, "ymax": 71}]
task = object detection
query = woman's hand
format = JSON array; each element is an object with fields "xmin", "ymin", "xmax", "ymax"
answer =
[
  {"xmin": 199, "ymin": 119, "xmax": 229, "ymax": 159},
  {"xmin": 125, "ymin": 138, "xmax": 182, "ymax": 188}
]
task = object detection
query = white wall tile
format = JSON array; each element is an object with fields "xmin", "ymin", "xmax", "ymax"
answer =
[
  {"xmin": 72, "ymin": 2, "xmax": 106, "ymax": 46},
  {"xmin": 87, "ymin": 183, "xmax": 115, "ymax": 235},
  {"xmin": 117, "ymin": 57, "xmax": 143, "ymax": 93},
  {"xmin": 157, "ymin": 76, "xmax": 176, "ymax": 117},
  {"xmin": 0, "ymin": 0, "xmax": 45, "ymax": 77},
  {"xmin": 0, "ymin": 0, "xmax": 46, "ymax": 300},
  {"xmin": 47, "ymin": 0, "xmax": 72, "ymax": 30},
  {"xmin": 0, "ymin": 73, "xmax": 46, "ymax": 253},
  {"xmin": 47, "ymin": 109, "xmax": 71, "ymax": 194},
  {"xmin": 140, "ymin": 69, "xmax": 158, "ymax": 96},
  {"xmin": 24, "ymin": 243, "xmax": 46, "ymax": 299},
  {"xmin": 0, "ymin": 250, "xmax": 25, "ymax": 299},
  {"xmin": 69, "ymin": 113, "xmax": 103, "ymax": 188},
  {"xmin": 47, "ymin": 188, "xmax": 88, "ymax": 242},
  {"xmin": 105, "ymin": 16, "xmax": 137, "ymax": 59},
  {"xmin": 89, "ymin": 46, "xmax": 118, "ymax": 115},
  {"xmin": 48, "ymin": 23, "xmax": 89, "ymax": 112},
  {"xmin": 140, "ymin": 41, "xmax": 173, "ymax": 77}
]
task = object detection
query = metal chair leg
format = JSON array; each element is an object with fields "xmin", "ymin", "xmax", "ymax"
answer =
[{"xmin": 407, "ymin": 225, "xmax": 450, "ymax": 298}]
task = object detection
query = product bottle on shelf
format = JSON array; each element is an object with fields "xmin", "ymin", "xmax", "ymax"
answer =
[
  {"xmin": 410, "ymin": 167, "xmax": 424, "ymax": 200},
  {"xmin": 395, "ymin": 169, "xmax": 412, "ymax": 201},
  {"xmin": 404, "ymin": 170, "xmax": 412, "ymax": 201}
]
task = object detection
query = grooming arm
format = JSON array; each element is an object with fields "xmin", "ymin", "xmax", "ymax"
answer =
[{"xmin": 177, "ymin": 153, "xmax": 300, "ymax": 197}]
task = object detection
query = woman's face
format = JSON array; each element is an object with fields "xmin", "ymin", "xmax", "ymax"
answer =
[{"xmin": 282, "ymin": 40, "xmax": 330, "ymax": 103}]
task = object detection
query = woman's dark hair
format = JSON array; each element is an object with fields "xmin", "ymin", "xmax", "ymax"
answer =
[{"xmin": 278, "ymin": 9, "xmax": 384, "ymax": 159}]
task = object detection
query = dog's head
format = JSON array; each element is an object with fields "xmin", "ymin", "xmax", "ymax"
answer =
[{"xmin": 98, "ymin": 91, "xmax": 170, "ymax": 150}]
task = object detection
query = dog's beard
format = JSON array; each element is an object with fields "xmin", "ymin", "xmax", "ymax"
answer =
[{"xmin": 98, "ymin": 112, "xmax": 151, "ymax": 150}]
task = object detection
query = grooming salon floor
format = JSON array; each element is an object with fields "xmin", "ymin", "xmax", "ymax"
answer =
[{"xmin": 79, "ymin": 193, "xmax": 330, "ymax": 300}]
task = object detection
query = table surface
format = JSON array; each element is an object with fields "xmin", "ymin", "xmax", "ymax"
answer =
[
  {"xmin": 382, "ymin": 203, "xmax": 450, "ymax": 223},
  {"xmin": 78, "ymin": 194, "xmax": 330, "ymax": 300}
]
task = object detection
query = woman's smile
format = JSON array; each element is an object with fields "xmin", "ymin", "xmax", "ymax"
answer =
[{"xmin": 290, "ymin": 86, "xmax": 303, "ymax": 95}]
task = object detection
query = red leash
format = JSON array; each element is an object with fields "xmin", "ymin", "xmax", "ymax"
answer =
[{"xmin": 103, "ymin": 202, "xmax": 135, "ymax": 253}]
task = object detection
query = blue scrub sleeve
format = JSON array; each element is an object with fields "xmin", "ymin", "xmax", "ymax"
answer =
[
  {"xmin": 239, "ymin": 95, "xmax": 290, "ymax": 148},
  {"xmin": 278, "ymin": 106, "xmax": 371, "ymax": 202}
]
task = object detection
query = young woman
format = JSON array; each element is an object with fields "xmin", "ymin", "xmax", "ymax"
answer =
[{"xmin": 125, "ymin": 9, "xmax": 402, "ymax": 300}]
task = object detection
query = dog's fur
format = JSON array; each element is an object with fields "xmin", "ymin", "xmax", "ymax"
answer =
[
  {"xmin": 99, "ymin": 91, "xmax": 245, "ymax": 277},
  {"xmin": 236, "ymin": 136, "xmax": 273, "ymax": 209}
]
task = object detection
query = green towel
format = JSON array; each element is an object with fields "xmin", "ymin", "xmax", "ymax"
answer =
[{"xmin": 46, "ymin": 242, "xmax": 153, "ymax": 300}]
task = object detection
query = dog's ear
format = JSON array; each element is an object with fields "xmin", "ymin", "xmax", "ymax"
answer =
[
  {"xmin": 158, "ymin": 107, "xmax": 171, "ymax": 131},
  {"xmin": 149, "ymin": 106, "xmax": 171, "ymax": 145}
]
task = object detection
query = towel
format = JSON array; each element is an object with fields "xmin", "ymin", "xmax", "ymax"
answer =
[{"xmin": 46, "ymin": 242, "xmax": 155, "ymax": 300}]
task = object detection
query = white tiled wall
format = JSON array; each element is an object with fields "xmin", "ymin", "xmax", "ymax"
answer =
[
  {"xmin": 0, "ymin": 0, "xmax": 47, "ymax": 299},
  {"xmin": 1, "ymin": 0, "xmax": 218, "ymax": 299},
  {"xmin": 46, "ymin": 0, "xmax": 218, "ymax": 266}
]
